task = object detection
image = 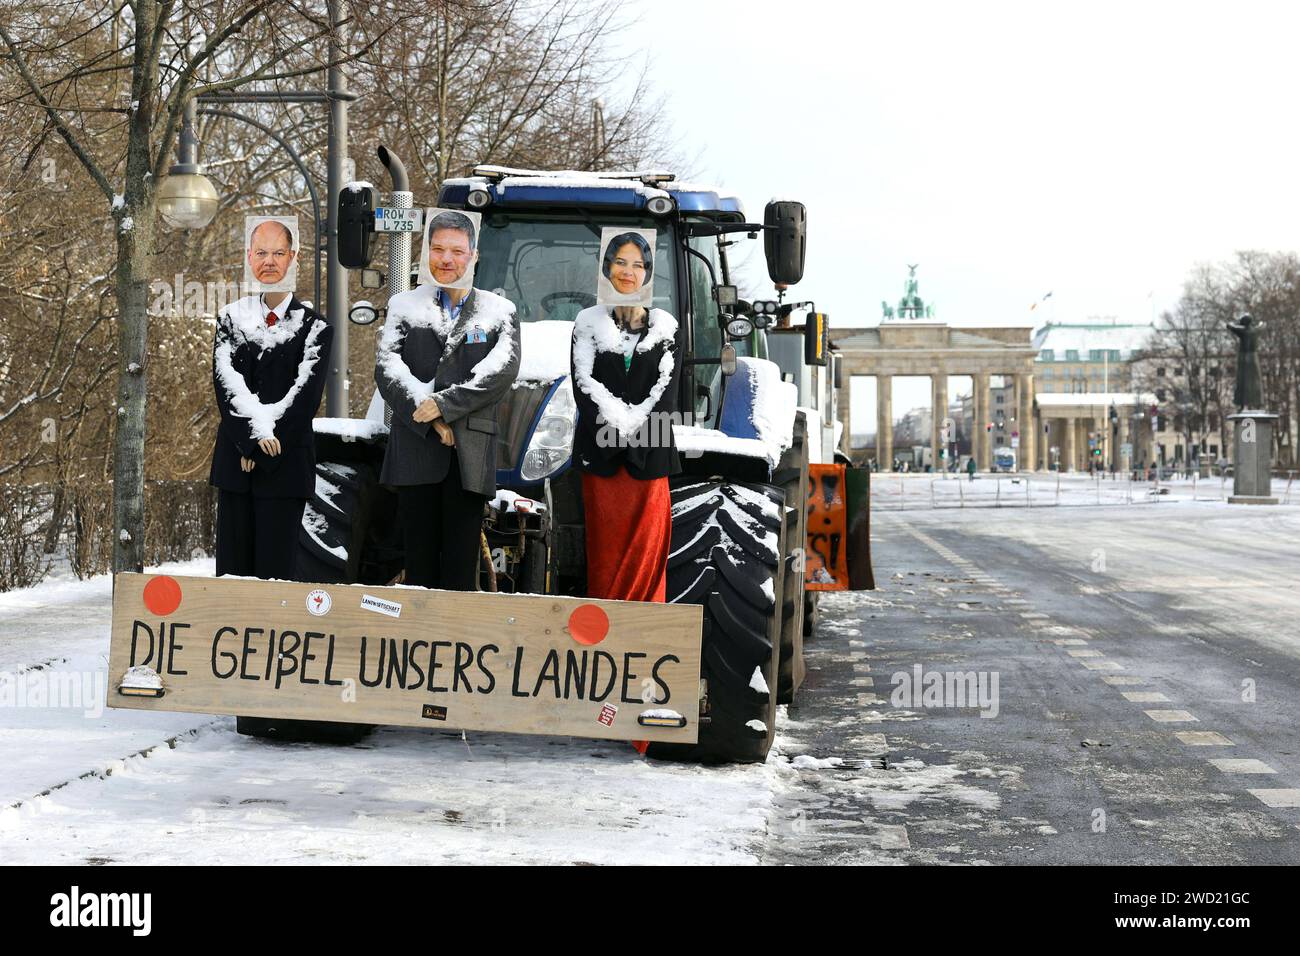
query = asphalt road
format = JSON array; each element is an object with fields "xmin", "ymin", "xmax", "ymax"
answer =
[{"xmin": 763, "ymin": 500, "xmax": 1300, "ymax": 864}]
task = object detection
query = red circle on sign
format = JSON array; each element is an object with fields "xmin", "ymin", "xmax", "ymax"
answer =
[
  {"xmin": 568, "ymin": 604, "xmax": 609, "ymax": 645},
  {"xmin": 143, "ymin": 575, "xmax": 182, "ymax": 616}
]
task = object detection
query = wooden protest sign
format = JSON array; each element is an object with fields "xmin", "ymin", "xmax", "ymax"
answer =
[{"xmin": 109, "ymin": 573, "xmax": 702, "ymax": 743}]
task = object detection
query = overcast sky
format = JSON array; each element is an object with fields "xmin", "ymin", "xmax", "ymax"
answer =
[{"xmin": 620, "ymin": 0, "xmax": 1300, "ymax": 423}]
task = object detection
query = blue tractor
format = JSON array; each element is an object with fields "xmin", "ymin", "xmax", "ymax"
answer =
[{"xmin": 294, "ymin": 159, "xmax": 824, "ymax": 763}]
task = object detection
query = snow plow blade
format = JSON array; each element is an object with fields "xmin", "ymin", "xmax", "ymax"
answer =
[
  {"xmin": 109, "ymin": 573, "xmax": 701, "ymax": 744},
  {"xmin": 803, "ymin": 463, "xmax": 875, "ymax": 591}
]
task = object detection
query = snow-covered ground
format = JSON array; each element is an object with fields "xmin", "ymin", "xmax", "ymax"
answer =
[{"xmin": 0, "ymin": 558, "xmax": 786, "ymax": 864}]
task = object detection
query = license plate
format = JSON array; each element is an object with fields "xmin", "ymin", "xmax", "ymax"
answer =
[{"xmin": 374, "ymin": 207, "xmax": 424, "ymax": 232}]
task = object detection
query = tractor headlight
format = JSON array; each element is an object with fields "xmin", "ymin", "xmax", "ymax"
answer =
[{"xmin": 521, "ymin": 376, "xmax": 576, "ymax": 481}]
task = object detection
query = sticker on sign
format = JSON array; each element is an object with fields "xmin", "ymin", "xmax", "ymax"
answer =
[{"xmin": 374, "ymin": 207, "xmax": 424, "ymax": 232}]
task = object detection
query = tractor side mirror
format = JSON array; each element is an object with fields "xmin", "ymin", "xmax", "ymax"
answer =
[
  {"xmin": 804, "ymin": 311, "xmax": 828, "ymax": 366},
  {"xmin": 764, "ymin": 200, "xmax": 806, "ymax": 285},
  {"xmin": 337, "ymin": 183, "xmax": 378, "ymax": 269}
]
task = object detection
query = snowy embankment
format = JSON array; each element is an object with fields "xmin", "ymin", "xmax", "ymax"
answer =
[{"xmin": 0, "ymin": 561, "xmax": 782, "ymax": 864}]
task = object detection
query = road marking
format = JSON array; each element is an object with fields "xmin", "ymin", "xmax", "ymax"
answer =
[
  {"xmin": 1145, "ymin": 709, "xmax": 1198, "ymax": 723},
  {"xmin": 1067, "ymin": 649, "xmax": 1103, "ymax": 658},
  {"xmin": 1054, "ymin": 639, "xmax": 1089, "ymax": 646},
  {"xmin": 1209, "ymin": 759, "xmax": 1276, "ymax": 774},
  {"xmin": 1247, "ymin": 789, "xmax": 1300, "ymax": 808},
  {"xmin": 856, "ymin": 733, "xmax": 888, "ymax": 753},
  {"xmin": 1102, "ymin": 676, "xmax": 1150, "ymax": 685},
  {"xmin": 872, "ymin": 824, "xmax": 911, "ymax": 849},
  {"xmin": 1121, "ymin": 691, "xmax": 1170, "ymax": 703},
  {"xmin": 1175, "ymin": 731, "xmax": 1233, "ymax": 746},
  {"xmin": 1082, "ymin": 660, "xmax": 1124, "ymax": 670}
]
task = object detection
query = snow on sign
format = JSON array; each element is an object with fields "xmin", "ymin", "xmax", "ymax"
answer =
[{"xmin": 108, "ymin": 573, "xmax": 701, "ymax": 744}]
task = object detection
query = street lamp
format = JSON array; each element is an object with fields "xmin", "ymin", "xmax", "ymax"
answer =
[{"xmin": 156, "ymin": 100, "xmax": 219, "ymax": 230}]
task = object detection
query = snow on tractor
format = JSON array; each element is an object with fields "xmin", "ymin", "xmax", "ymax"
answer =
[{"xmin": 128, "ymin": 152, "xmax": 872, "ymax": 764}]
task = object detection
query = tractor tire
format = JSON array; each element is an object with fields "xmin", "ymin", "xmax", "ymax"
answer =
[
  {"xmin": 776, "ymin": 508, "xmax": 801, "ymax": 704},
  {"xmin": 297, "ymin": 458, "xmax": 402, "ymax": 588},
  {"xmin": 235, "ymin": 715, "xmax": 372, "ymax": 745},
  {"xmin": 804, "ymin": 590, "xmax": 820, "ymax": 639},
  {"xmin": 646, "ymin": 477, "xmax": 786, "ymax": 764}
]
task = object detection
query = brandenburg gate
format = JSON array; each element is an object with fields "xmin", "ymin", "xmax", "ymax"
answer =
[{"xmin": 830, "ymin": 267, "xmax": 1038, "ymax": 471}]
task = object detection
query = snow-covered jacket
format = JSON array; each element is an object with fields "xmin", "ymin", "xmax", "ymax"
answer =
[
  {"xmin": 209, "ymin": 294, "xmax": 333, "ymax": 497},
  {"xmin": 373, "ymin": 285, "xmax": 520, "ymax": 495},
  {"xmin": 570, "ymin": 305, "xmax": 681, "ymax": 480}
]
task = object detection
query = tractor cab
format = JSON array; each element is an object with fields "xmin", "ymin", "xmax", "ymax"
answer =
[{"xmin": 433, "ymin": 166, "xmax": 805, "ymax": 490}]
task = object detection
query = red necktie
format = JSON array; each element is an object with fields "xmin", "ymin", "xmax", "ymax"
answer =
[{"xmin": 266, "ymin": 311, "xmax": 278, "ymax": 327}]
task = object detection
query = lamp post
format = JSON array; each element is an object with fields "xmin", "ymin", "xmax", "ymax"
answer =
[
  {"xmin": 153, "ymin": 0, "xmax": 353, "ymax": 416},
  {"xmin": 156, "ymin": 99, "xmax": 219, "ymax": 229},
  {"xmin": 195, "ymin": 106, "xmax": 324, "ymax": 310}
]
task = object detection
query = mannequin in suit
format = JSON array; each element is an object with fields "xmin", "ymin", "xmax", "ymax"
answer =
[
  {"xmin": 210, "ymin": 219, "xmax": 332, "ymax": 579},
  {"xmin": 373, "ymin": 211, "xmax": 521, "ymax": 590}
]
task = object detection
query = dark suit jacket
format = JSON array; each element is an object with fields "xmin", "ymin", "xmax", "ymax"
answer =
[
  {"xmin": 570, "ymin": 305, "xmax": 682, "ymax": 480},
  {"xmin": 373, "ymin": 285, "xmax": 521, "ymax": 496},
  {"xmin": 209, "ymin": 295, "xmax": 333, "ymax": 498}
]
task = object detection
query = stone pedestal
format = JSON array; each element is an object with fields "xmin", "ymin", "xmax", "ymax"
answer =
[{"xmin": 1227, "ymin": 411, "xmax": 1278, "ymax": 504}]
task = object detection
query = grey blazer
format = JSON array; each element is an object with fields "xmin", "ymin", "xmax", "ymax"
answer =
[{"xmin": 373, "ymin": 285, "xmax": 521, "ymax": 496}]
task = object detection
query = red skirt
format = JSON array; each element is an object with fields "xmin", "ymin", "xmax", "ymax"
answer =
[{"xmin": 581, "ymin": 467, "xmax": 671, "ymax": 603}]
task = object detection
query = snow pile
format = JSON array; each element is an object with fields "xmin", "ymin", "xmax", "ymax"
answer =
[
  {"xmin": 315, "ymin": 474, "xmax": 343, "ymax": 508},
  {"xmin": 638, "ymin": 708, "xmax": 684, "ymax": 721},
  {"xmin": 490, "ymin": 489, "xmax": 546, "ymax": 514},
  {"xmin": 120, "ymin": 666, "xmax": 161, "ymax": 689},
  {"xmin": 516, "ymin": 320, "xmax": 573, "ymax": 383},
  {"xmin": 669, "ymin": 485, "xmax": 778, "ymax": 562},
  {"xmin": 672, "ymin": 361, "xmax": 797, "ymax": 471},
  {"xmin": 743, "ymin": 358, "xmax": 798, "ymax": 458},
  {"xmin": 313, "ymin": 418, "xmax": 389, "ymax": 441},
  {"xmin": 749, "ymin": 667, "xmax": 769, "ymax": 695},
  {"xmin": 789, "ymin": 755, "xmax": 844, "ymax": 770},
  {"xmin": 301, "ymin": 504, "xmax": 345, "ymax": 560}
]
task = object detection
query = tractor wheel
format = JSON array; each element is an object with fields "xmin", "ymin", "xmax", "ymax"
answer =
[
  {"xmin": 646, "ymin": 477, "xmax": 786, "ymax": 764},
  {"xmin": 235, "ymin": 715, "xmax": 372, "ymax": 744}
]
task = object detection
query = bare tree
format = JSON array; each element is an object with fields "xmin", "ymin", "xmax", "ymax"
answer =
[{"xmin": 0, "ymin": 0, "xmax": 406, "ymax": 572}]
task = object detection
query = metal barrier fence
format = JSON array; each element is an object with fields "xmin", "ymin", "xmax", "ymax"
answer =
[{"xmin": 870, "ymin": 471, "xmax": 1296, "ymax": 511}]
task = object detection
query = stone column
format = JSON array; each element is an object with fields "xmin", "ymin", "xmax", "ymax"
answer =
[
  {"xmin": 835, "ymin": 370, "xmax": 853, "ymax": 458},
  {"xmin": 1118, "ymin": 411, "xmax": 1130, "ymax": 474},
  {"xmin": 973, "ymin": 371, "xmax": 990, "ymax": 471},
  {"xmin": 1017, "ymin": 372, "xmax": 1035, "ymax": 471},
  {"xmin": 931, "ymin": 373, "xmax": 948, "ymax": 472},
  {"xmin": 1062, "ymin": 416, "xmax": 1076, "ymax": 472},
  {"xmin": 877, "ymin": 374, "xmax": 893, "ymax": 470}
]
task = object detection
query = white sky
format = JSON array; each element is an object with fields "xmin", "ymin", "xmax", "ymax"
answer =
[{"xmin": 620, "ymin": 1, "xmax": 1300, "ymax": 423}]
